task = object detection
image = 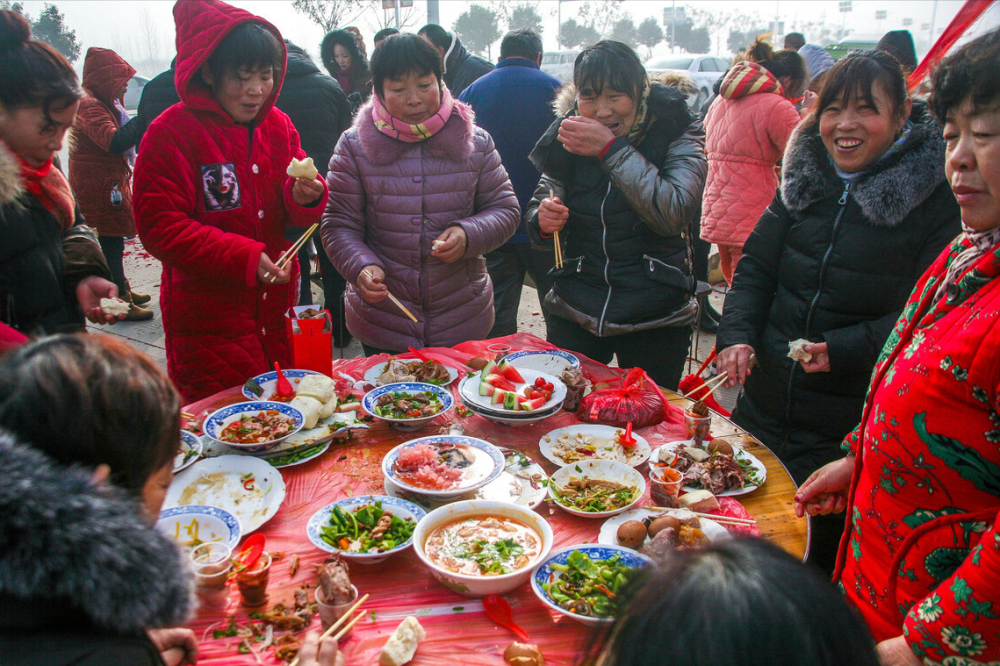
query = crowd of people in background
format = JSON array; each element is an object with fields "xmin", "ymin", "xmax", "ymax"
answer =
[{"xmin": 2, "ymin": 0, "xmax": 1000, "ymax": 663}]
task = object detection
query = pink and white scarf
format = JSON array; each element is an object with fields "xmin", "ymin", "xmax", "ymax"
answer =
[{"xmin": 371, "ymin": 85, "xmax": 454, "ymax": 143}]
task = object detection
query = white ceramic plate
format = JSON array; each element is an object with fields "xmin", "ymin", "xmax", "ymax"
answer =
[
  {"xmin": 175, "ymin": 430, "xmax": 203, "ymax": 473},
  {"xmin": 382, "ymin": 436, "xmax": 505, "ymax": 500},
  {"xmin": 305, "ymin": 495, "xmax": 426, "ymax": 564},
  {"xmin": 241, "ymin": 369, "xmax": 325, "ymax": 401},
  {"xmin": 649, "ymin": 440, "xmax": 767, "ymax": 497},
  {"xmin": 460, "ymin": 369, "xmax": 566, "ymax": 414},
  {"xmin": 363, "ymin": 357, "xmax": 460, "ymax": 387},
  {"xmin": 164, "ymin": 455, "xmax": 286, "ymax": 533},
  {"xmin": 383, "ymin": 447, "xmax": 549, "ymax": 510},
  {"xmin": 156, "ymin": 504, "xmax": 241, "ymax": 551},
  {"xmin": 539, "ymin": 424, "xmax": 650, "ymax": 468},
  {"xmin": 597, "ymin": 508, "xmax": 731, "ymax": 548},
  {"xmin": 457, "ymin": 386, "xmax": 563, "ymax": 428},
  {"xmin": 504, "ymin": 350, "xmax": 580, "ymax": 375},
  {"xmin": 548, "ymin": 460, "xmax": 645, "ymax": 518}
]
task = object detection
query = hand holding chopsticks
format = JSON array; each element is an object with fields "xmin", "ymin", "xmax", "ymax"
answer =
[
  {"xmin": 681, "ymin": 371, "xmax": 728, "ymax": 400},
  {"xmin": 263, "ymin": 222, "xmax": 319, "ymax": 283},
  {"xmin": 287, "ymin": 592, "xmax": 369, "ymax": 666},
  {"xmin": 362, "ymin": 269, "xmax": 418, "ymax": 323},
  {"xmin": 546, "ymin": 187, "xmax": 565, "ymax": 270}
]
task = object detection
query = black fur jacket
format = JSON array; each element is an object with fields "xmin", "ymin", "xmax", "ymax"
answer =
[
  {"xmin": 716, "ymin": 99, "xmax": 961, "ymax": 480},
  {"xmin": 0, "ymin": 430, "xmax": 193, "ymax": 665}
]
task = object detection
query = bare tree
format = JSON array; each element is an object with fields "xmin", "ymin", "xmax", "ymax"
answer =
[
  {"xmin": 368, "ymin": 0, "xmax": 421, "ymax": 31},
  {"xmin": 138, "ymin": 8, "xmax": 161, "ymax": 64},
  {"xmin": 576, "ymin": 0, "xmax": 626, "ymax": 39},
  {"xmin": 292, "ymin": 0, "xmax": 369, "ymax": 34}
]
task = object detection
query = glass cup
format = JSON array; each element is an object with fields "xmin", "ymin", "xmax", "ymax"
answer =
[
  {"xmin": 190, "ymin": 542, "xmax": 233, "ymax": 610},
  {"xmin": 486, "ymin": 343, "xmax": 512, "ymax": 361},
  {"xmin": 684, "ymin": 412, "xmax": 712, "ymax": 446},
  {"xmin": 236, "ymin": 552, "xmax": 272, "ymax": 607},
  {"xmin": 649, "ymin": 465, "xmax": 684, "ymax": 508},
  {"xmin": 315, "ymin": 584, "xmax": 359, "ymax": 640}
]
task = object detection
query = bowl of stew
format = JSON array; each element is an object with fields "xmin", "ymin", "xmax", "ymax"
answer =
[
  {"xmin": 204, "ymin": 401, "xmax": 305, "ymax": 454},
  {"xmin": 413, "ymin": 500, "xmax": 554, "ymax": 597},
  {"xmin": 362, "ymin": 382, "xmax": 453, "ymax": 431}
]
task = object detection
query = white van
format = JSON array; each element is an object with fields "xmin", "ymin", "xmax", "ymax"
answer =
[{"xmin": 540, "ymin": 50, "xmax": 579, "ymax": 82}]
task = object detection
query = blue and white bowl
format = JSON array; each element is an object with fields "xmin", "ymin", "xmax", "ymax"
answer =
[
  {"xmin": 363, "ymin": 382, "xmax": 453, "ymax": 431},
  {"xmin": 504, "ymin": 350, "xmax": 580, "ymax": 375},
  {"xmin": 383, "ymin": 435, "xmax": 505, "ymax": 499},
  {"xmin": 306, "ymin": 494, "xmax": 426, "ymax": 564},
  {"xmin": 241, "ymin": 369, "xmax": 323, "ymax": 401},
  {"xmin": 531, "ymin": 544, "xmax": 654, "ymax": 626},
  {"xmin": 175, "ymin": 430, "xmax": 203, "ymax": 473},
  {"xmin": 156, "ymin": 504, "xmax": 241, "ymax": 551},
  {"xmin": 203, "ymin": 401, "xmax": 305, "ymax": 453}
]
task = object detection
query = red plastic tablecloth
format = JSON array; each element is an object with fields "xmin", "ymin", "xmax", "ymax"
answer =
[{"xmin": 180, "ymin": 333, "xmax": 755, "ymax": 665}]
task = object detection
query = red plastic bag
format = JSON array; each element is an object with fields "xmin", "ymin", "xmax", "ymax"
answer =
[{"xmin": 577, "ymin": 368, "xmax": 667, "ymax": 428}]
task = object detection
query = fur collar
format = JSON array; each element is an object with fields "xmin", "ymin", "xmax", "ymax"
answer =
[
  {"xmin": 0, "ymin": 431, "xmax": 194, "ymax": 633},
  {"xmin": 0, "ymin": 141, "xmax": 24, "ymax": 207},
  {"xmin": 354, "ymin": 97, "xmax": 476, "ymax": 165},
  {"xmin": 781, "ymin": 100, "xmax": 946, "ymax": 227}
]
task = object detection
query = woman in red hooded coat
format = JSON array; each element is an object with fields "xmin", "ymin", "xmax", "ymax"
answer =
[{"xmin": 133, "ymin": 0, "xmax": 327, "ymax": 403}]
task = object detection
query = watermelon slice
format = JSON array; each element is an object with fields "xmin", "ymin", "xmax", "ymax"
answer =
[
  {"xmin": 520, "ymin": 396, "xmax": 548, "ymax": 411},
  {"xmin": 497, "ymin": 359, "xmax": 525, "ymax": 384},
  {"xmin": 485, "ymin": 374, "xmax": 516, "ymax": 392},
  {"xmin": 478, "ymin": 381, "xmax": 495, "ymax": 397},
  {"xmin": 491, "ymin": 389, "xmax": 507, "ymax": 405},
  {"xmin": 480, "ymin": 360, "xmax": 498, "ymax": 380},
  {"xmin": 503, "ymin": 391, "xmax": 518, "ymax": 410}
]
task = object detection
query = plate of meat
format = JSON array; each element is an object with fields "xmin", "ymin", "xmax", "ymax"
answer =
[
  {"xmin": 364, "ymin": 357, "xmax": 459, "ymax": 387},
  {"xmin": 649, "ymin": 439, "xmax": 766, "ymax": 497}
]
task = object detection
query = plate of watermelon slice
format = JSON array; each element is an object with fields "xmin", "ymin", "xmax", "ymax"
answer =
[{"xmin": 460, "ymin": 358, "xmax": 567, "ymax": 414}]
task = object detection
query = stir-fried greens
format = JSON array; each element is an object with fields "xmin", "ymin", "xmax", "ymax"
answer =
[
  {"xmin": 543, "ymin": 550, "xmax": 637, "ymax": 618},
  {"xmin": 320, "ymin": 501, "xmax": 416, "ymax": 553},
  {"xmin": 551, "ymin": 476, "xmax": 638, "ymax": 513},
  {"xmin": 374, "ymin": 390, "xmax": 443, "ymax": 419}
]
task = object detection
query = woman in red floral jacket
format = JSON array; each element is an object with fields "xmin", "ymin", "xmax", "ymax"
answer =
[
  {"xmin": 796, "ymin": 29, "xmax": 1000, "ymax": 665},
  {"xmin": 133, "ymin": 0, "xmax": 327, "ymax": 403}
]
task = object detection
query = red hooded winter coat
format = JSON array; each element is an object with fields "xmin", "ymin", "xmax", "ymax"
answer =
[
  {"xmin": 133, "ymin": 0, "xmax": 328, "ymax": 403},
  {"xmin": 69, "ymin": 47, "xmax": 136, "ymax": 237}
]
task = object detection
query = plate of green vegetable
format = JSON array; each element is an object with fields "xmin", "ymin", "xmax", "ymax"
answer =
[
  {"xmin": 548, "ymin": 459, "xmax": 645, "ymax": 518},
  {"xmin": 531, "ymin": 545, "xmax": 653, "ymax": 626},
  {"xmin": 306, "ymin": 495, "xmax": 426, "ymax": 564}
]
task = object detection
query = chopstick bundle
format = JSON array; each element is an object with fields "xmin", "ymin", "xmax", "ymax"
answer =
[
  {"xmin": 548, "ymin": 187, "xmax": 564, "ymax": 270},
  {"xmin": 287, "ymin": 593, "xmax": 369, "ymax": 666},
  {"xmin": 363, "ymin": 269, "xmax": 418, "ymax": 323},
  {"xmin": 265, "ymin": 223, "xmax": 320, "ymax": 282}
]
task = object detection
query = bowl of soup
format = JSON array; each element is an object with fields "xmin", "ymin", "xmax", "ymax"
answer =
[
  {"xmin": 204, "ymin": 401, "xmax": 305, "ymax": 453},
  {"xmin": 383, "ymin": 436, "xmax": 504, "ymax": 499},
  {"xmin": 413, "ymin": 500, "xmax": 554, "ymax": 597}
]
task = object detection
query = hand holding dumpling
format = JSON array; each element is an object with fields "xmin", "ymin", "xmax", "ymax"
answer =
[{"xmin": 288, "ymin": 157, "xmax": 324, "ymax": 206}]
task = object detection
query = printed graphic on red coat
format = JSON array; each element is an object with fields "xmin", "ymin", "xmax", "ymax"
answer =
[{"xmin": 201, "ymin": 162, "xmax": 241, "ymax": 211}]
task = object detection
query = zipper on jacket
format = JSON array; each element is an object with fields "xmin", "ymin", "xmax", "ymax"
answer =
[
  {"xmin": 596, "ymin": 183, "xmax": 614, "ymax": 336},
  {"xmin": 784, "ymin": 180, "xmax": 851, "ymax": 424}
]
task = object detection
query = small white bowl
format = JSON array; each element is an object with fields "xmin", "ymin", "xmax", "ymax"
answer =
[
  {"xmin": 362, "ymin": 382, "xmax": 453, "ymax": 431},
  {"xmin": 203, "ymin": 401, "xmax": 305, "ymax": 453},
  {"xmin": 548, "ymin": 459, "xmax": 645, "ymax": 518},
  {"xmin": 413, "ymin": 500, "xmax": 554, "ymax": 597},
  {"xmin": 305, "ymin": 495, "xmax": 426, "ymax": 564}
]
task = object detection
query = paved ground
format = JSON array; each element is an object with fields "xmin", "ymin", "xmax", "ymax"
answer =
[{"xmin": 91, "ymin": 240, "xmax": 738, "ymax": 411}]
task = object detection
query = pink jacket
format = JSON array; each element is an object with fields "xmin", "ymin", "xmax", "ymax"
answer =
[
  {"xmin": 322, "ymin": 99, "xmax": 519, "ymax": 351},
  {"xmin": 700, "ymin": 61, "xmax": 801, "ymax": 246}
]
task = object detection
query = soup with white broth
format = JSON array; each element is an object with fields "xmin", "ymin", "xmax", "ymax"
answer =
[{"xmin": 425, "ymin": 515, "xmax": 541, "ymax": 576}]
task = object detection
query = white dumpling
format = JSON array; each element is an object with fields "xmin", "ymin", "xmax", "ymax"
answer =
[
  {"xmin": 296, "ymin": 374, "xmax": 336, "ymax": 404},
  {"xmin": 291, "ymin": 395, "xmax": 323, "ymax": 429}
]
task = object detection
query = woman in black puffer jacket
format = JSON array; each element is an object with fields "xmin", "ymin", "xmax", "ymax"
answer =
[
  {"xmin": 715, "ymin": 51, "xmax": 960, "ymax": 572},
  {"xmin": 527, "ymin": 41, "xmax": 707, "ymax": 389}
]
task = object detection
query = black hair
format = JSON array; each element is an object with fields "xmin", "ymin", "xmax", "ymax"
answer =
[
  {"xmin": 206, "ymin": 21, "xmax": 283, "ymax": 83},
  {"xmin": 320, "ymin": 28, "xmax": 369, "ymax": 78},
  {"xmin": 585, "ymin": 538, "xmax": 880, "ymax": 666},
  {"xmin": 763, "ymin": 49, "xmax": 807, "ymax": 99},
  {"xmin": 500, "ymin": 28, "xmax": 542, "ymax": 61},
  {"xmin": 0, "ymin": 9, "xmax": 82, "ymax": 117},
  {"xmin": 370, "ymin": 33, "xmax": 442, "ymax": 99},
  {"xmin": 0, "ymin": 334, "xmax": 181, "ymax": 497},
  {"xmin": 417, "ymin": 24, "xmax": 451, "ymax": 49},
  {"xmin": 574, "ymin": 40, "xmax": 646, "ymax": 101},
  {"xmin": 930, "ymin": 27, "xmax": 1000, "ymax": 124},
  {"xmin": 784, "ymin": 32, "xmax": 806, "ymax": 50},
  {"xmin": 811, "ymin": 49, "xmax": 909, "ymax": 126},
  {"xmin": 877, "ymin": 30, "xmax": 917, "ymax": 73},
  {"xmin": 374, "ymin": 28, "xmax": 399, "ymax": 45}
]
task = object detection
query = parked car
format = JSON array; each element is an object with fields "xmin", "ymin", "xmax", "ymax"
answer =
[
  {"xmin": 644, "ymin": 54, "xmax": 728, "ymax": 109},
  {"xmin": 540, "ymin": 50, "xmax": 579, "ymax": 82},
  {"xmin": 122, "ymin": 75, "xmax": 150, "ymax": 111}
]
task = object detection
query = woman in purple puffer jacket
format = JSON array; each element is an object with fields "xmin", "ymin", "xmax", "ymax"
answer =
[{"xmin": 322, "ymin": 34, "xmax": 519, "ymax": 354}]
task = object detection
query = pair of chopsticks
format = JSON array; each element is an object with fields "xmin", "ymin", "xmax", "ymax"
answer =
[
  {"xmin": 363, "ymin": 269, "xmax": 418, "ymax": 323},
  {"xmin": 647, "ymin": 505, "xmax": 757, "ymax": 526},
  {"xmin": 681, "ymin": 371, "xmax": 729, "ymax": 400},
  {"xmin": 287, "ymin": 593, "xmax": 369, "ymax": 666},
  {"xmin": 264, "ymin": 223, "xmax": 319, "ymax": 282},
  {"xmin": 548, "ymin": 188, "xmax": 564, "ymax": 270}
]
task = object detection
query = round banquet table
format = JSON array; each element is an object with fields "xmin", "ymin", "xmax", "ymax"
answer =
[{"xmin": 176, "ymin": 333, "xmax": 809, "ymax": 665}]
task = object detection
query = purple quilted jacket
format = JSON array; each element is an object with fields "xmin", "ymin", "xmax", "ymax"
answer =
[{"xmin": 321, "ymin": 99, "xmax": 519, "ymax": 351}]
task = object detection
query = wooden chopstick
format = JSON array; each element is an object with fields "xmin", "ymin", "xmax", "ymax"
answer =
[
  {"xmin": 645, "ymin": 505, "xmax": 757, "ymax": 525},
  {"xmin": 330, "ymin": 611, "xmax": 365, "ymax": 641},
  {"xmin": 287, "ymin": 593, "xmax": 369, "ymax": 666},
  {"xmin": 548, "ymin": 187, "xmax": 564, "ymax": 270},
  {"xmin": 265, "ymin": 223, "xmax": 319, "ymax": 282},
  {"xmin": 363, "ymin": 269, "xmax": 418, "ymax": 323},
  {"xmin": 681, "ymin": 371, "xmax": 728, "ymax": 399}
]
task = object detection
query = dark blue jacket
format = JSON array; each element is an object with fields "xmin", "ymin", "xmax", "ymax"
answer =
[{"xmin": 460, "ymin": 58, "xmax": 561, "ymax": 243}]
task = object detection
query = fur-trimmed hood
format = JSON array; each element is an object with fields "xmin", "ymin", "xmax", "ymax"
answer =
[
  {"xmin": 353, "ymin": 97, "xmax": 477, "ymax": 165},
  {"xmin": 0, "ymin": 140, "xmax": 24, "ymax": 207},
  {"xmin": 0, "ymin": 430, "xmax": 194, "ymax": 634},
  {"xmin": 781, "ymin": 99, "xmax": 947, "ymax": 227}
]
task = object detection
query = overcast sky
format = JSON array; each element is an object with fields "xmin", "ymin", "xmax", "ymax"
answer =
[{"xmin": 15, "ymin": 0, "xmax": 1000, "ymax": 76}]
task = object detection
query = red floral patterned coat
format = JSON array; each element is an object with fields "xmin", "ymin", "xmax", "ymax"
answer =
[{"xmin": 836, "ymin": 233, "xmax": 1000, "ymax": 663}]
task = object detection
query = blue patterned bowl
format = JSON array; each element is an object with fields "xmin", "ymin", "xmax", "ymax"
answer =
[
  {"xmin": 531, "ymin": 544, "xmax": 654, "ymax": 626},
  {"xmin": 203, "ymin": 401, "xmax": 305, "ymax": 453},
  {"xmin": 362, "ymin": 382, "xmax": 453, "ymax": 431},
  {"xmin": 503, "ymin": 350, "xmax": 580, "ymax": 374},
  {"xmin": 156, "ymin": 504, "xmax": 241, "ymax": 551},
  {"xmin": 305, "ymin": 495, "xmax": 426, "ymax": 564},
  {"xmin": 383, "ymin": 435, "xmax": 504, "ymax": 499}
]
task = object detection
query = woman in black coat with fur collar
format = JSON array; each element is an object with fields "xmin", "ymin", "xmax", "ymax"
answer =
[{"xmin": 715, "ymin": 51, "xmax": 961, "ymax": 573}]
